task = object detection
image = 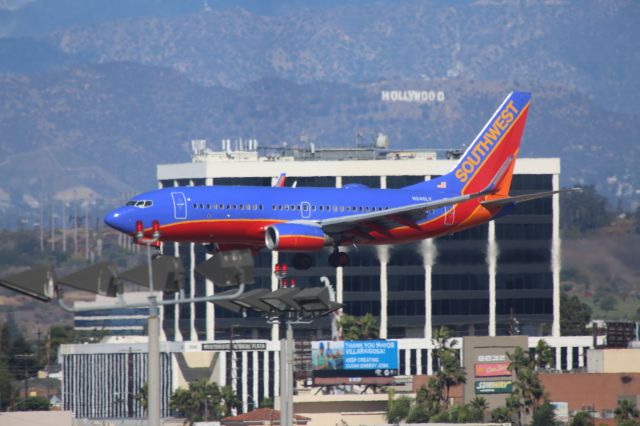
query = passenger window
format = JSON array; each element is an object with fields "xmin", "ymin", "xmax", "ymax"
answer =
[
  {"xmin": 239, "ymin": 204, "xmax": 244, "ymax": 210},
  {"xmin": 246, "ymin": 203, "xmax": 250, "ymax": 210},
  {"xmin": 193, "ymin": 203, "xmax": 197, "ymax": 208},
  {"xmin": 333, "ymin": 206, "xmax": 338, "ymax": 212},
  {"xmin": 340, "ymin": 206, "xmax": 344, "ymax": 212},
  {"xmin": 252, "ymin": 204, "xmax": 258, "ymax": 210},
  {"xmin": 207, "ymin": 203, "xmax": 210, "ymax": 209}
]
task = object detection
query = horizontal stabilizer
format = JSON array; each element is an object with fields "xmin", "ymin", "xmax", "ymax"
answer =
[{"xmin": 480, "ymin": 188, "xmax": 581, "ymax": 208}]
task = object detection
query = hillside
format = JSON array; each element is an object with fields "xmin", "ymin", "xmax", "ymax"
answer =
[
  {"xmin": 0, "ymin": 0, "xmax": 637, "ymax": 221},
  {"xmin": 562, "ymin": 221, "xmax": 640, "ymax": 321}
]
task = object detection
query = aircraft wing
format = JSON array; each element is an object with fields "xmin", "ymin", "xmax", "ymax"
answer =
[
  {"xmin": 304, "ymin": 189, "xmax": 495, "ymax": 238},
  {"xmin": 480, "ymin": 188, "xmax": 580, "ymax": 208}
]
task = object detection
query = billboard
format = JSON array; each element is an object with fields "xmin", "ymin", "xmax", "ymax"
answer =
[
  {"xmin": 312, "ymin": 340, "xmax": 398, "ymax": 378},
  {"xmin": 475, "ymin": 380, "xmax": 513, "ymax": 394},
  {"xmin": 474, "ymin": 362, "xmax": 511, "ymax": 377}
]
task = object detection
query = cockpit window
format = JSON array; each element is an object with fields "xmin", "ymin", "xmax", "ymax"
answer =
[{"xmin": 127, "ymin": 200, "xmax": 153, "ymax": 208}]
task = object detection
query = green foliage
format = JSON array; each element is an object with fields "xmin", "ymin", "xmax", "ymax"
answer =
[
  {"xmin": 337, "ymin": 313, "xmax": 379, "ymax": 340},
  {"xmin": 405, "ymin": 401, "xmax": 429, "ymax": 423},
  {"xmin": 560, "ymin": 185, "xmax": 612, "ymax": 237},
  {"xmin": 169, "ymin": 378, "xmax": 240, "ymax": 422},
  {"xmin": 530, "ymin": 400, "xmax": 558, "ymax": 426},
  {"xmin": 491, "ymin": 406, "xmax": 512, "ymax": 423},
  {"xmin": 0, "ymin": 230, "xmax": 70, "ymax": 271},
  {"xmin": 0, "ymin": 360, "xmax": 16, "ymax": 411},
  {"xmin": 135, "ymin": 383, "xmax": 148, "ymax": 413},
  {"xmin": 570, "ymin": 411, "xmax": 595, "ymax": 426},
  {"xmin": 469, "ymin": 396, "xmax": 489, "ymax": 421},
  {"xmin": 615, "ymin": 399, "xmax": 640, "ymax": 422},
  {"xmin": 386, "ymin": 393, "xmax": 411, "ymax": 424},
  {"xmin": 561, "ymin": 293, "xmax": 592, "ymax": 335},
  {"xmin": 432, "ymin": 327, "xmax": 466, "ymax": 409},
  {"xmin": 16, "ymin": 396, "xmax": 50, "ymax": 411},
  {"xmin": 259, "ymin": 397, "xmax": 273, "ymax": 408},
  {"xmin": 599, "ymin": 295, "xmax": 618, "ymax": 313},
  {"xmin": 507, "ymin": 343, "xmax": 550, "ymax": 425}
]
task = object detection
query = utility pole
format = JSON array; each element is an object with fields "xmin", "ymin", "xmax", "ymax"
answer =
[
  {"xmin": 85, "ymin": 206, "xmax": 90, "ymax": 260},
  {"xmin": 62, "ymin": 203, "xmax": 67, "ymax": 252}
]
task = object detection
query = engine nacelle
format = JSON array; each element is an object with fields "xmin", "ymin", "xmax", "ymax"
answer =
[{"xmin": 265, "ymin": 223, "xmax": 332, "ymax": 252}]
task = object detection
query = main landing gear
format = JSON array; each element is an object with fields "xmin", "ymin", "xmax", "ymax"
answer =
[{"xmin": 328, "ymin": 250, "xmax": 350, "ymax": 268}]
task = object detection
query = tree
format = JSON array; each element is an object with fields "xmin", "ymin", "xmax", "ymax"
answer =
[
  {"xmin": 16, "ymin": 396, "xmax": 50, "ymax": 411},
  {"xmin": 507, "ymin": 345, "xmax": 547, "ymax": 425},
  {"xmin": 432, "ymin": 327, "xmax": 466, "ymax": 410},
  {"xmin": 530, "ymin": 400, "xmax": 558, "ymax": 426},
  {"xmin": 491, "ymin": 406, "xmax": 513, "ymax": 423},
  {"xmin": 615, "ymin": 399, "xmax": 640, "ymax": 423},
  {"xmin": 337, "ymin": 314, "xmax": 379, "ymax": 340},
  {"xmin": 469, "ymin": 396, "xmax": 489, "ymax": 421},
  {"xmin": 386, "ymin": 391, "xmax": 410, "ymax": 424},
  {"xmin": 561, "ymin": 293, "xmax": 592, "ymax": 335},
  {"xmin": 570, "ymin": 411, "xmax": 595, "ymax": 426},
  {"xmin": 135, "ymin": 383, "xmax": 148, "ymax": 414},
  {"xmin": 0, "ymin": 360, "xmax": 15, "ymax": 411},
  {"xmin": 561, "ymin": 185, "xmax": 612, "ymax": 236},
  {"xmin": 259, "ymin": 397, "xmax": 274, "ymax": 408},
  {"xmin": 405, "ymin": 401, "xmax": 430, "ymax": 423},
  {"xmin": 532, "ymin": 340, "xmax": 553, "ymax": 370},
  {"xmin": 170, "ymin": 379, "xmax": 240, "ymax": 423},
  {"xmin": 599, "ymin": 295, "xmax": 617, "ymax": 314}
]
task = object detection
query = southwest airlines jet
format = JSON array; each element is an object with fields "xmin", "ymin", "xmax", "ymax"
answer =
[{"xmin": 105, "ymin": 92, "xmax": 561, "ymax": 269}]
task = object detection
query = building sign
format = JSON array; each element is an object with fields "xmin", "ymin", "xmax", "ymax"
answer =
[
  {"xmin": 475, "ymin": 380, "xmax": 513, "ymax": 394},
  {"xmin": 202, "ymin": 342, "xmax": 267, "ymax": 351},
  {"xmin": 312, "ymin": 340, "xmax": 398, "ymax": 378},
  {"xmin": 477, "ymin": 354, "xmax": 507, "ymax": 363},
  {"xmin": 475, "ymin": 362, "xmax": 511, "ymax": 377},
  {"xmin": 381, "ymin": 90, "xmax": 445, "ymax": 103},
  {"xmin": 551, "ymin": 402, "xmax": 569, "ymax": 421}
]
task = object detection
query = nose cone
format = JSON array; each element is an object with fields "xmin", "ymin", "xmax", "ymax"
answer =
[{"xmin": 104, "ymin": 207, "xmax": 134, "ymax": 234}]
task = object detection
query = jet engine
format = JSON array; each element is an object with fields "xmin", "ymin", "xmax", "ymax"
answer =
[{"xmin": 265, "ymin": 223, "xmax": 332, "ymax": 252}]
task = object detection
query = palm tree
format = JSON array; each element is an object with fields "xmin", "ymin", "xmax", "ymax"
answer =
[
  {"xmin": 336, "ymin": 314, "xmax": 379, "ymax": 340},
  {"xmin": 359, "ymin": 313, "xmax": 379, "ymax": 339},
  {"xmin": 615, "ymin": 399, "xmax": 640, "ymax": 422},
  {"xmin": 431, "ymin": 327, "xmax": 465, "ymax": 409},
  {"xmin": 469, "ymin": 396, "xmax": 489, "ymax": 422},
  {"xmin": 135, "ymin": 383, "xmax": 148, "ymax": 414},
  {"xmin": 532, "ymin": 340, "xmax": 552, "ymax": 370}
]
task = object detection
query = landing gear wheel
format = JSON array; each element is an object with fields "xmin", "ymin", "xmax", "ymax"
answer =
[
  {"xmin": 329, "ymin": 251, "xmax": 350, "ymax": 268},
  {"xmin": 292, "ymin": 253, "xmax": 313, "ymax": 270}
]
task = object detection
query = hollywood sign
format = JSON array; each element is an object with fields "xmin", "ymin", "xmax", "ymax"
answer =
[{"xmin": 381, "ymin": 90, "xmax": 445, "ymax": 103}]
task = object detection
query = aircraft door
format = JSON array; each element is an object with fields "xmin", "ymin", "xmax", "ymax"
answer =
[
  {"xmin": 171, "ymin": 192, "xmax": 188, "ymax": 220},
  {"xmin": 300, "ymin": 201, "xmax": 311, "ymax": 219},
  {"xmin": 444, "ymin": 206, "xmax": 455, "ymax": 226}
]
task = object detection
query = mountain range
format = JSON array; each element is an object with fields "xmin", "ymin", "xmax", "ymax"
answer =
[{"xmin": 0, "ymin": 0, "xmax": 638, "ymax": 224}]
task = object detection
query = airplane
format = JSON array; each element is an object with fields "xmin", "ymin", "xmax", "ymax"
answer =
[{"xmin": 105, "ymin": 91, "xmax": 568, "ymax": 270}]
